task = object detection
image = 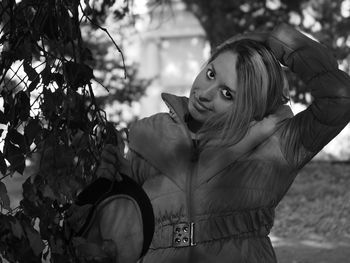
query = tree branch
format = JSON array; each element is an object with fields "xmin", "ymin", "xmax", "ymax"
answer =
[{"xmin": 79, "ymin": 3, "xmax": 127, "ymax": 78}]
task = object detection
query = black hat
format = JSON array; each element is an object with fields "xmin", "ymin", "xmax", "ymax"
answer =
[{"xmin": 67, "ymin": 174, "xmax": 154, "ymax": 262}]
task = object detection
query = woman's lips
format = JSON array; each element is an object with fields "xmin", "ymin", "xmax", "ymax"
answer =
[{"xmin": 194, "ymin": 98, "xmax": 211, "ymax": 112}]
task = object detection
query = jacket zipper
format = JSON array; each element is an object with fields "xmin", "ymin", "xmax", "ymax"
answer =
[
  {"xmin": 188, "ymin": 138, "xmax": 199, "ymax": 249},
  {"xmin": 170, "ymin": 107, "xmax": 199, "ymax": 251}
]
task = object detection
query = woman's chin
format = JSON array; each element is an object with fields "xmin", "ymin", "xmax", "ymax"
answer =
[{"xmin": 188, "ymin": 104, "xmax": 206, "ymax": 123}]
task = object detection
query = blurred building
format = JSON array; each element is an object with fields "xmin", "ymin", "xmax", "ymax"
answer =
[{"xmin": 126, "ymin": 0, "xmax": 209, "ymax": 118}]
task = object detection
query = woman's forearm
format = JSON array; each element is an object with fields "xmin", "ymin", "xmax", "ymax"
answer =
[{"xmin": 267, "ymin": 23, "xmax": 350, "ymax": 126}]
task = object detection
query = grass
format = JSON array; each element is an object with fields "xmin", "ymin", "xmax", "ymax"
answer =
[{"xmin": 273, "ymin": 161, "xmax": 350, "ymax": 243}]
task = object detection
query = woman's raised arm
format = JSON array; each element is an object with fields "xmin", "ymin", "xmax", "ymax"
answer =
[{"xmin": 268, "ymin": 24, "xmax": 350, "ymax": 168}]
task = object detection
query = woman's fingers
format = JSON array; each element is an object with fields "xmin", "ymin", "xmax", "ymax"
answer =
[
  {"xmin": 97, "ymin": 165, "xmax": 123, "ymax": 182},
  {"xmin": 96, "ymin": 163, "xmax": 116, "ymax": 180},
  {"xmin": 101, "ymin": 144, "xmax": 122, "ymax": 163},
  {"xmin": 101, "ymin": 149, "xmax": 117, "ymax": 164},
  {"xmin": 114, "ymin": 171, "xmax": 123, "ymax": 182}
]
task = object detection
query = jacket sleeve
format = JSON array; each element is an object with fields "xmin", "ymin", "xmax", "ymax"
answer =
[
  {"xmin": 267, "ymin": 24, "xmax": 350, "ymax": 169},
  {"xmin": 126, "ymin": 149, "xmax": 148, "ymax": 185},
  {"xmin": 127, "ymin": 148, "xmax": 162, "ymax": 186}
]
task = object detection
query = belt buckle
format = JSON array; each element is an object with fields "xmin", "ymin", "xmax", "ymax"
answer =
[{"xmin": 172, "ymin": 222, "xmax": 196, "ymax": 247}]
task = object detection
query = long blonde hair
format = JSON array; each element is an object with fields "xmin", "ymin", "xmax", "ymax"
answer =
[{"xmin": 198, "ymin": 39, "xmax": 289, "ymax": 147}]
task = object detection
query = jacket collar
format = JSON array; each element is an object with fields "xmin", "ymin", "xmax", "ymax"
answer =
[
  {"xmin": 161, "ymin": 93, "xmax": 190, "ymax": 125},
  {"xmin": 196, "ymin": 104, "xmax": 293, "ymax": 185},
  {"xmin": 130, "ymin": 93, "xmax": 294, "ymax": 188},
  {"xmin": 160, "ymin": 93, "xmax": 294, "ymax": 186}
]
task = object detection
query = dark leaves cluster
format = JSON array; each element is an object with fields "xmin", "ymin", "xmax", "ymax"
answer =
[
  {"xmin": 0, "ymin": 0, "xmax": 142, "ymax": 262},
  {"xmin": 0, "ymin": 213, "xmax": 44, "ymax": 262}
]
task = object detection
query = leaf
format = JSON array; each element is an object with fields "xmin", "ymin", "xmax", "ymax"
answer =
[
  {"xmin": 82, "ymin": 47, "xmax": 93, "ymax": 62},
  {"xmin": 42, "ymin": 185, "xmax": 55, "ymax": 199},
  {"xmin": 24, "ymin": 118, "xmax": 42, "ymax": 147},
  {"xmin": 0, "ymin": 151, "xmax": 7, "ymax": 175},
  {"xmin": 59, "ymin": 8, "xmax": 75, "ymax": 42},
  {"xmin": 84, "ymin": 0, "xmax": 93, "ymax": 15},
  {"xmin": 41, "ymin": 88, "xmax": 56, "ymax": 118},
  {"xmin": 50, "ymin": 236, "xmax": 64, "ymax": 254},
  {"xmin": 20, "ymin": 198, "xmax": 41, "ymax": 218},
  {"xmin": 0, "ymin": 110, "xmax": 7, "ymax": 124},
  {"xmin": 43, "ymin": 249, "xmax": 49, "ymax": 260},
  {"xmin": 21, "ymin": 177, "xmax": 39, "ymax": 206},
  {"xmin": 52, "ymin": 254, "xmax": 69, "ymax": 263},
  {"xmin": 7, "ymin": 128, "xmax": 26, "ymax": 154},
  {"xmin": 41, "ymin": 65, "xmax": 51, "ymax": 86},
  {"xmin": 28, "ymin": 77, "xmax": 40, "ymax": 92},
  {"xmin": 23, "ymin": 223, "xmax": 44, "ymax": 256},
  {"xmin": 52, "ymin": 73, "xmax": 64, "ymax": 87},
  {"xmin": 0, "ymin": 214, "xmax": 11, "ymax": 235},
  {"xmin": 0, "ymin": 182, "xmax": 11, "ymax": 210},
  {"xmin": 23, "ymin": 62, "xmax": 38, "ymax": 82},
  {"xmin": 3, "ymin": 93, "xmax": 15, "ymax": 126},
  {"xmin": 64, "ymin": 61, "xmax": 94, "ymax": 89},
  {"xmin": 15, "ymin": 91, "xmax": 30, "ymax": 121},
  {"xmin": 43, "ymin": 14, "xmax": 59, "ymax": 41},
  {"xmin": 105, "ymin": 122, "xmax": 125, "ymax": 150},
  {"xmin": 4, "ymin": 140, "xmax": 25, "ymax": 174},
  {"xmin": 9, "ymin": 218, "xmax": 24, "ymax": 239}
]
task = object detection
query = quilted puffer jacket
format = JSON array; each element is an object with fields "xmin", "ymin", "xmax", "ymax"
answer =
[{"xmin": 128, "ymin": 24, "xmax": 350, "ymax": 263}]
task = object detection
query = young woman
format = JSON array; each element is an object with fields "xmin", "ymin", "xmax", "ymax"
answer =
[{"xmin": 98, "ymin": 23, "xmax": 350, "ymax": 262}]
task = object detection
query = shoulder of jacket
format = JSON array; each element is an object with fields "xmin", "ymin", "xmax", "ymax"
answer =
[
  {"xmin": 128, "ymin": 113, "xmax": 174, "ymax": 143},
  {"xmin": 130, "ymin": 113, "xmax": 172, "ymax": 130}
]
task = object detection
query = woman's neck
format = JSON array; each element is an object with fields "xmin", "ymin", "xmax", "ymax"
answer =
[{"xmin": 186, "ymin": 114, "xmax": 203, "ymax": 134}]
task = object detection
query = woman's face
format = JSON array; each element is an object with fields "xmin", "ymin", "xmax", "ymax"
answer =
[{"xmin": 188, "ymin": 51, "xmax": 238, "ymax": 124}]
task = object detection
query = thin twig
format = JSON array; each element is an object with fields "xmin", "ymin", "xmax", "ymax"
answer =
[
  {"xmin": 8, "ymin": 67, "xmax": 30, "ymax": 90},
  {"xmin": 92, "ymin": 78, "xmax": 109, "ymax": 92},
  {"xmin": 32, "ymin": 61, "xmax": 46, "ymax": 70},
  {"xmin": 4, "ymin": 60, "xmax": 24, "ymax": 86},
  {"xmin": 0, "ymin": 67, "xmax": 11, "ymax": 91},
  {"xmin": 79, "ymin": 3, "xmax": 127, "ymax": 78},
  {"xmin": 0, "ymin": 159, "xmax": 25, "ymax": 181},
  {"xmin": 87, "ymin": 82, "xmax": 97, "ymax": 106},
  {"xmin": 30, "ymin": 87, "xmax": 43, "ymax": 108},
  {"xmin": 36, "ymin": 42, "xmax": 62, "ymax": 62},
  {"xmin": 0, "ymin": 21, "xmax": 10, "ymax": 35}
]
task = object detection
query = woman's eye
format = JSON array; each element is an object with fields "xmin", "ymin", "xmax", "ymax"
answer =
[
  {"xmin": 221, "ymin": 88, "xmax": 233, "ymax": 100},
  {"xmin": 206, "ymin": 69, "xmax": 215, "ymax": 80}
]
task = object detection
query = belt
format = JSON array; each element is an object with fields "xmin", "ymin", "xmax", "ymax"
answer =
[{"xmin": 150, "ymin": 207, "xmax": 274, "ymax": 249}]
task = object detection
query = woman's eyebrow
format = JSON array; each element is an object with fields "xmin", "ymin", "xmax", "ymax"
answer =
[{"xmin": 209, "ymin": 62, "xmax": 216, "ymax": 73}]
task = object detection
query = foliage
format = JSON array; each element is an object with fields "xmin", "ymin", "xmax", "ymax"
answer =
[
  {"xmin": 156, "ymin": 0, "xmax": 350, "ymax": 104},
  {"xmin": 0, "ymin": 0, "xmax": 148, "ymax": 262},
  {"xmin": 82, "ymin": 22, "xmax": 152, "ymax": 108}
]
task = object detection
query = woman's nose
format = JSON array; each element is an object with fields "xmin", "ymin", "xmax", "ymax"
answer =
[{"xmin": 198, "ymin": 85, "xmax": 216, "ymax": 102}]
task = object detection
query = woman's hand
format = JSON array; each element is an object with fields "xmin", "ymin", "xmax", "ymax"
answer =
[{"xmin": 96, "ymin": 144, "xmax": 127, "ymax": 182}]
